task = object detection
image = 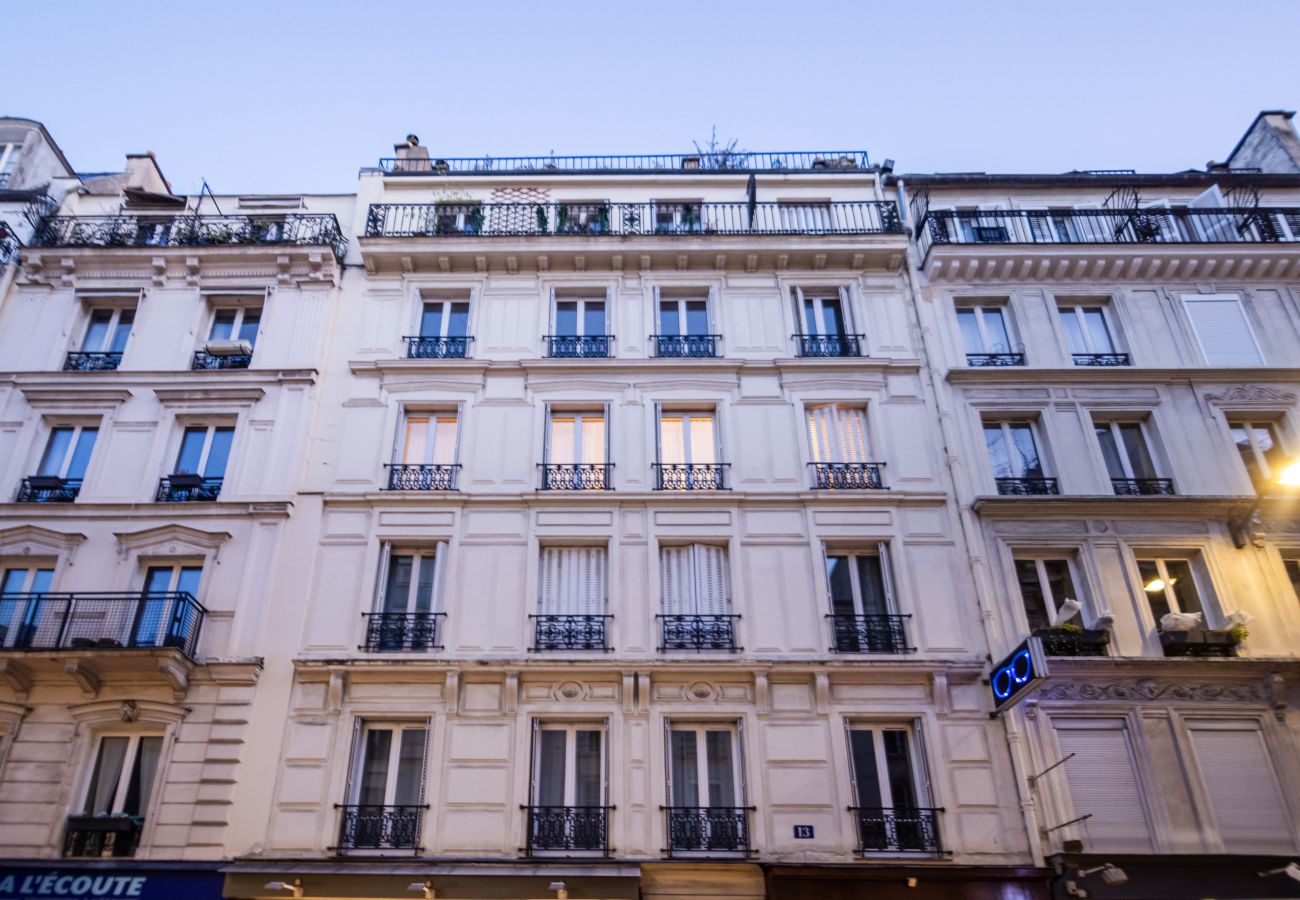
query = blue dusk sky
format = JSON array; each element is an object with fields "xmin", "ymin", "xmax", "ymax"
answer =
[{"xmin": 6, "ymin": 0, "xmax": 1299, "ymax": 195}]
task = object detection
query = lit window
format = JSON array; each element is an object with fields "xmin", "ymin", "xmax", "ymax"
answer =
[
  {"xmin": 1013, "ymin": 557, "xmax": 1081, "ymax": 631},
  {"xmin": 1228, "ymin": 419, "xmax": 1287, "ymax": 488}
]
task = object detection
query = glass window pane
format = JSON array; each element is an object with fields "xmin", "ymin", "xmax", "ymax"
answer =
[
  {"xmin": 39, "ymin": 428, "xmax": 74, "ymax": 476},
  {"xmin": 849, "ymin": 730, "xmax": 883, "ymax": 808},
  {"xmin": 1283, "ymin": 558, "xmax": 1300, "ymax": 602},
  {"xmin": 144, "ymin": 567, "xmax": 173, "ymax": 594},
  {"xmin": 403, "ymin": 417, "xmax": 429, "ymax": 464},
  {"xmin": 537, "ymin": 730, "xmax": 567, "ymax": 806},
  {"xmin": 555, "ymin": 301, "xmax": 577, "ymax": 335},
  {"xmin": 1083, "ymin": 308, "xmax": 1115, "ymax": 352},
  {"xmin": 209, "ymin": 310, "xmax": 237, "ymax": 341},
  {"xmin": 203, "ymin": 427, "xmax": 234, "ymax": 478},
  {"xmin": 1095, "ymin": 425, "xmax": 1126, "ymax": 479},
  {"xmin": 432, "ymin": 417, "xmax": 457, "ymax": 466},
  {"xmin": 705, "ymin": 731, "xmax": 735, "ymax": 808},
  {"xmin": 1044, "ymin": 560, "xmax": 1077, "ymax": 617},
  {"xmin": 66, "ymin": 428, "xmax": 98, "ymax": 480},
  {"xmin": 85, "ymin": 737, "xmax": 130, "ymax": 814},
  {"xmin": 1015, "ymin": 559, "xmax": 1052, "ymax": 631},
  {"xmin": 1059, "ymin": 308, "xmax": 1086, "ymax": 354},
  {"xmin": 394, "ymin": 729, "xmax": 426, "ymax": 804},
  {"xmin": 658, "ymin": 301, "xmax": 680, "ymax": 336},
  {"xmin": 580, "ymin": 417, "xmax": 605, "ymax": 465},
  {"xmin": 821, "ymin": 299, "xmax": 844, "ymax": 336},
  {"xmin": 1164, "ymin": 560, "xmax": 1202, "ymax": 615},
  {"xmin": 982, "ymin": 309, "xmax": 1011, "ymax": 352},
  {"xmin": 1009, "ymin": 425, "xmax": 1042, "ymax": 478},
  {"xmin": 956, "ymin": 309, "xmax": 983, "ymax": 354},
  {"xmin": 175, "ymin": 428, "xmax": 207, "ymax": 474},
  {"xmin": 446, "ymin": 303, "xmax": 469, "ymax": 338},
  {"xmin": 1138, "ymin": 560, "xmax": 1171, "ymax": 621},
  {"xmin": 583, "ymin": 301, "xmax": 605, "ymax": 336},
  {"xmin": 882, "ymin": 730, "xmax": 918, "ymax": 808},
  {"xmin": 420, "ymin": 303, "xmax": 444, "ymax": 338},
  {"xmin": 827, "ymin": 556, "xmax": 853, "ymax": 602},
  {"xmin": 123, "ymin": 736, "xmax": 162, "ymax": 816},
  {"xmin": 802, "ymin": 298, "xmax": 819, "ymax": 335},
  {"xmin": 1119, "ymin": 424, "xmax": 1156, "ymax": 479},
  {"xmin": 30, "ymin": 568, "xmax": 53, "ymax": 594},
  {"xmin": 550, "ymin": 417, "xmax": 576, "ymax": 465},
  {"xmin": 384, "ymin": 556, "xmax": 413, "ymax": 613},
  {"xmin": 414, "ymin": 556, "xmax": 436, "ymax": 613},
  {"xmin": 237, "ymin": 308, "xmax": 261, "ymax": 344},
  {"xmin": 82, "ymin": 310, "xmax": 112, "ymax": 351},
  {"xmin": 660, "ymin": 417, "xmax": 685, "ymax": 464},
  {"xmin": 575, "ymin": 730, "xmax": 602, "ymax": 806},
  {"xmin": 109, "ymin": 310, "xmax": 134, "ymax": 354},
  {"xmin": 359, "ymin": 729, "xmax": 392, "ymax": 806},
  {"xmin": 176, "ymin": 567, "xmax": 202, "ymax": 597},
  {"xmin": 984, "ymin": 426, "xmax": 1013, "ymax": 478},
  {"xmin": 685, "ymin": 301, "xmax": 709, "ymax": 336},
  {"xmin": 669, "ymin": 730, "xmax": 699, "ymax": 807},
  {"xmin": 1, "ymin": 569, "xmax": 29, "ymax": 595},
  {"xmin": 856, "ymin": 555, "xmax": 889, "ymax": 617},
  {"xmin": 1256, "ymin": 424, "xmax": 1286, "ymax": 477},
  {"xmin": 688, "ymin": 416, "xmax": 715, "ymax": 465}
]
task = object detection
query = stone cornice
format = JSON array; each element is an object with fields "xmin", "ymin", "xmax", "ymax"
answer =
[
  {"xmin": 947, "ymin": 367, "xmax": 1300, "ymax": 387},
  {"xmin": 348, "ymin": 356, "xmax": 923, "ymax": 378},
  {"xmin": 970, "ymin": 495, "xmax": 1254, "ymax": 519}
]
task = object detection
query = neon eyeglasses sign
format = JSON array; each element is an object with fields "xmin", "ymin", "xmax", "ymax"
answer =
[{"xmin": 989, "ymin": 637, "xmax": 1050, "ymax": 714}]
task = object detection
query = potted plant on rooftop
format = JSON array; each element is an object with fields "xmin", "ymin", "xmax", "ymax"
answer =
[{"xmin": 1158, "ymin": 611, "xmax": 1244, "ymax": 657}]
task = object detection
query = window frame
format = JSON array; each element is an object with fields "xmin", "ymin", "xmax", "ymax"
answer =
[
  {"xmin": 79, "ymin": 305, "xmax": 136, "ymax": 354},
  {"xmin": 36, "ymin": 422, "xmax": 99, "ymax": 481},
  {"xmin": 0, "ymin": 142, "xmax": 19, "ymax": 186},
  {"xmin": 171, "ymin": 423, "xmax": 235, "ymax": 478},
  {"xmin": 416, "ymin": 295, "xmax": 472, "ymax": 340},
  {"xmin": 842, "ymin": 719, "xmax": 933, "ymax": 814},
  {"xmin": 805, "ymin": 402, "xmax": 871, "ymax": 464},
  {"xmin": 346, "ymin": 720, "xmax": 431, "ymax": 808},
  {"xmin": 1132, "ymin": 552, "xmax": 1215, "ymax": 626},
  {"xmin": 822, "ymin": 544, "xmax": 896, "ymax": 618},
  {"xmin": 656, "ymin": 407, "xmax": 720, "ymax": 467},
  {"xmin": 373, "ymin": 544, "xmax": 445, "ymax": 615},
  {"xmin": 530, "ymin": 719, "xmax": 609, "ymax": 808},
  {"xmin": 206, "ymin": 304, "xmax": 262, "ymax": 346},
  {"xmin": 545, "ymin": 406, "xmax": 609, "ymax": 467},
  {"xmin": 658, "ymin": 543, "xmax": 731, "ymax": 616},
  {"xmin": 1011, "ymin": 553, "xmax": 1086, "ymax": 630},
  {"xmin": 793, "ymin": 286, "xmax": 851, "ymax": 338},
  {"xmin": 982, "ymin": 418, "xmax": 1050, "ymax": 480},
  {"xmin": 537, "ymin": 545, "xmax": 608, "ymax": 617},
  {"xmin": 1056, "ymin": 300, "xmax": 1121, "ymax": 356},
  {"xmin": 396, "ymin": 408, "xmax": 460, "ymax": 466},
  {"xmin": 77, "ymin": 732, "xmax": 165, "ymax": 817},
  {"xmin": 1226, "ymin": 417, "xmax": 1289, "ymax": 486},
  {"xmin": 665, "ymin": 721, "xmax": 744, "ymax": 811},
  {"xmin": 954, "ymin": 299, "xmax": 1016, "ymax": 355},
  {"xmin": 1091, "ymin": 417, "xmax": 1162, "ymax": 481},
  {"xmin": 551, "ymin": 290, "xmax": 610, "ymax": 338}
]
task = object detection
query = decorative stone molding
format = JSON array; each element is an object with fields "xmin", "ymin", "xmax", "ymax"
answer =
[
  {"xmin": 113, "ymin": 523, "xmax": 232, "ymax": 561},
  {"xmin": 20, "ymin": 387, "xmax": 133, "ymax": 409},
  {"xmin": 0, "ymin": 661, "xmax": 33, "ymax": 700},
  {"xmin": 68, "ymin": 698, "xmax": 189, "ymax": 726},
  {"xmin": 1203, "ymin": 385, "xmax": 1297, "ymax": 407},
  {"xmin": 0, "ymin": 525, "xmax": 89, "ymax": 561},
  {"xmin": 1036, "ymin": 679, "xmax": 1264, "ymax": 703}
]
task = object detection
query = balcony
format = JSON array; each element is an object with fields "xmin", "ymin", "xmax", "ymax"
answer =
[
  {"xmin": 1072, "ymin": 352, "xmax": 1131, "ymax": 367},
  {"xmin": 995, "ymin": 477, "xmax": 1059, "ymax": 496},
  {"xmin": 531, "ymin": 614, "xmax": 611, "ymax": 651},
  {"xmin": 664, "ymin": 806, "xmax": 752, "ymax": 854},
  {"xmin": 0, "ymin": 592, "xmax": 205, "ymax": 658},
  {"xmin": 384, "ymin": 464, "xmax": 459, "ymax": 491},
  {"xmin": 540, "ymin": 463, "xmax": 612, "ymax": 491},
  {"xmin": 850, "ymin": 807, "xmax": 943, "ymax": 854},
  {"xmin": 156, "ymin": 474, "xmax": 223, "ymax": 502},
  {"xmin": 829, "ymin": 614, "xmax": 913, "ymax": 654},
  {"xmin": 1111, "ymin": 477, "xmax": 1176, "ymax": 496},
  {"xmin": 810, "ymin": 462, "xmax": 885, "ymax": 490},
  {"xmin": 192, "ymin": 350, "xmax": 251, "ymax": 370},
  {"xmin": 64, "ymin": 351, "xmax": 121, "ymax": 372},
  {"xmin": 793, "ymin": 333, "xmax": 864, "ymax": 357},
  {"xmin": 544, "ymin": 335, "xmax": 613, "ymax": 358},
  {"xmin": 63, "ymin": 815, "xmax": 143, "ymax": 858},
  {"xmin": 1032, "ymin": 626, "xmax": 1111, "ymax": 657},
  {"xmin": 966, "ymin": 352, "xmax": 1026, "ymax": 367},
  {"xmin": 361, "ymin": 612, "xmax": 445, "ymax": 652},
  {"xmin": 524, "ymin": 806, "xmax": 611, "ymax": 854},
  {"xmin": 654, "ymin": 463, "xmax": 729, "ymax": 491},
  {"xmin": 335, "ymin": 804, "xmax": 425, "ymax": 852},
  {"xmin": 1159, "ymin": 628, "xmax": 1240, "ymax": 658},
  {"xmin": 16, "ymin": 475, "xmax": 81, "ymax": 502},
  {"xmin": 365, "ymin": 201, "xmax": 901, "ymax": 238},
  {"xmin": 403, "ymin": 335, "xmax": 472, "ymax": 359},
  {"xmin": 32, "ymin": 213, "xmax": 347, "ymax": 260},
  {"xmin": 658, "ymin": 614, "xmax": 739, "ymax": 652},
  {"xmin": 651, "ymin": 334, "xmax": 721, "ymax": 358},
  {"xmin": 378, "ymin": 150, "xmax": 870, "ymax": 175}
]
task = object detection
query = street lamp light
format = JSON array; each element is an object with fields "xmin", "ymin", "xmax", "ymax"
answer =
[{"xmin": 1231, "ymin": 458, "xmax": 1300, "ymax": 548}]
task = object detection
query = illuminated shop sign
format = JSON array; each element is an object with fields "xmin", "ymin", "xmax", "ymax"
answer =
[
  {"xmin": 989, "ymin": 636, "xmax": 1049, "ymax": 714},
  {"xmin": 0, "ymin": 866, "xmax": 224, "ymax": 900}
]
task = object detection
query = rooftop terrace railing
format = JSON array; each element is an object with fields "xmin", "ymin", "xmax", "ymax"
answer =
[
  {"xmin": 31, "ymin": 213, "xmax": 347, "ymax": 260},
  {"xmin": 378, "ymin": 150, "xmax": 869, "ymax": 175},
  {"xmin": 918, "ymin": 207, "xmax": 1300, "ymax": 259},
  {"xmin": 366, "ymin": 201, "xmax": 902, "ymax": 238}
]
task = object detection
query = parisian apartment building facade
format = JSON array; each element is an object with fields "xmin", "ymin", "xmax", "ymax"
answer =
[{"xmin": 0, "ymin": 112, "xmax": 1297, "ymax": 900}]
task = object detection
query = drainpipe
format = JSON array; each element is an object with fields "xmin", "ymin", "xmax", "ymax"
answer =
[{"xmin": 894, "ymin": 177, "xmax": 1047, "ymax": 867}]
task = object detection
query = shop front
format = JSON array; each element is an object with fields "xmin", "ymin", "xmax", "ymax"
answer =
[{"xmin": 0, "ymin": 861, "xmax": 226, "ymax": 900}]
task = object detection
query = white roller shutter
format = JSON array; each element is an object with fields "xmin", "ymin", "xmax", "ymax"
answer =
[
  {"xmin": 1188, "ymin": 722, "xmax": 1294, "ymax": 852},
  {"xmin": 1054, "ymin": 720, "xmax": 1153, "ymax": 852},
  {"xmin": 1182, "ymin": 294, "xmax": 1264, "ymax": 366},
  {"xmin": 540, "ymin": 548, "xmax": 605, "ymax": 616},
  {"xmin": 660, "ymin": 546, "xmax": 691, "ymax": 616}
]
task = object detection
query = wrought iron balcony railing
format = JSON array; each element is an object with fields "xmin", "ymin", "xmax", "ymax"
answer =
[
  {"xmin": 384, "ymin": 463, "xmax": 460, "ymax": 491},
  {"xmin": 335, "ymin": 804, "xmax": 426, "ymax": 852},
  {"xmin": 810, "ymin": 462, "xmax": 885, "ymax": 490},
  {"xmin": 995, "ymin": 477, "xmax": 1060, "ymax": 496},
  {"xmin": 378, "ymin": 150, "xmax": 870, "ymax": 175},
  {"xmin": 16, "ymin": 475, "xmax": 81, "ymax": 503},
  {"xmin": 1072, "ymin": 352, "xmax": 1131, "ymax": 367},
  {"xmin": 654, "ymin": 463, "xmax": 729, "ymax": 491},
  {"xmin": 828, "ymin": 614, "xmax": 913, "ymax": 654},
  {"xmin": 544, "ymin": 335, "xmax": 613, "ymax": 358},
  {"xmin": 403, "ymin": 335, "xmax": 473, "ymax": 359},
  {"xmin": 64, "ymin": 351, "xmax": 122, "ymax": 371},
  {"xmin": 361, "ymin": 612, "xmax": 446, "ymax": 652},
  {"xmin": 651, "ymin": 334, "xmax": 721, "ymax": 358},
  {"xmin": 850, "ymin": 806, "xmax": 943, "ymax": 854},
  {"xmin": 658, "ymin": 614, "xmax": 739, "ymax": 651},
  {"xmin": 918, "ymin": 207, "xmax": 1300, "ymax": 259},
  {"xmin": 540, "ymin": 463, "xmax": 612, "ymax": 491},
  {"xmin": 525, "ymin": 806, "xmax": 611, "ymax": 854},
  {"xmin": 33, "ymin": 213, "xmax": 347, "ymax": 260},
  {"xmin": 966, "ymin": 352, "xmax": 1026, "ymax": 367},
  {"xmin": 365, "ymin": 201, "xmax": 902, "ymax": 238},
  {"xmin": 530, "ymin": 614, "xmax": 612, "ymax": 651},
  {"xmin": 192, "ymin": 350, "xmax": 251, "ymax": 370},
  {"xmin": 664, "ymin": 806, "xmax": 752, "ymax": 854},
  {"xmin": 156, "ymin": 474, "xmax": 223, "ymax": 502},
  {"xmin": 793, "ymin": 333, "xmax": 864, "ymax": 357},
  {"xmin": 63, "ymin": 815, "xmax": 143, "ymax": 858},
  {"xmin": 1111, "ymin": 477, "xmax": 1176, "ymax": 496},
  {"xmin": 0, "ymin": 591, "xmax": 205, "ymax": 658}
]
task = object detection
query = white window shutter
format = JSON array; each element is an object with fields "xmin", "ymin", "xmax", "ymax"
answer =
[
  {"xmin": 574, "ymin": 547, "xmax": 606, "ymax": 616},
  {"xmin": 807, "ymin": 406, "xmax": 832, "ymax": 462},
  {"xmin": 539, "ymin": 548, "xmax": 564, "ymax": 616},
  {"xmin": 432, "ymin": 541, "xmax": 449, "ymax": 611},
  {"xmin": 1054, "ymin": 721, "xmax": 1153, "ymax": 852},
  {"xmin": 373, "ymin": 544, "xmax": 392, "ymax": 612},
  {"xmin": 1182, "ymin": 295, "xmax": 1264, "ymax": 366},
  {"xmin": 416, "ymin": 719, "xmax": 432, "ymax": 805},
  {"xmin": 1188, "ymin": 723, "xmax": 1294, "ymax": 852},
  {"xmin": 877, "ymin": 542, "xmax": 897, "ymax": 613},
  {"xmin": 661, "ymin": 546, "xmax": 693, "ymax": 615},
  {"xmin": 693, "ymin": 544, "xmax": 729, "ymax": 615}
]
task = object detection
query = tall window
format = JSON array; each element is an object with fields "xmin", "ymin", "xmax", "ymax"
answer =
[
  {"xmin": 208, "ymin": 306, "xmax": 261, "ymax": 346},
  {"xmin": 1182, "ymin": 294, "xmax": 1264, "ymax": 366},
  {"xmin": 419, "ymin": 298, "xmax": 470, "ymax": 339},
  {"xmin": 659, "ymin": 296, "xmax": 709, "ymax": 337},
  {"xmin": 1013, "ymin": 557, "xmax": 1080, "ymax": 631},
  {"xmin": 341, "ymin": 721, "xmax": 429, "ymax": 849},
  {"xmin": 983, "ymin": 420, "xmax": 1050, "ymax": 492},
  {"xmin": 1136, "ymin": 557, "xmax": 1203, "ymax": 622},
  {"xmin": 660, "ymin": 545, "xmax": 729, "ymax": 617},
  {"xmin": 1229, "ymin": 419, "xmax": 1287, "ymax": 488},
  {"xmin": 659, "ymin": 411, "xmax": 717, "ymax": 466},
  {"xmin": 826, "ymin": 548, "xmax": 904, "ymax": 653},
  {"xmin": 1054, "ymin": 720, "xmax": 1153, "ymax": 852},
  {"xmin": 400, "ymin": 413, "xmax": 458, "ymax": 466},
  {"xmin": 81, "ymin": 307, "xmax": 135, "ymax": 355},
  {"xmin": 138, "ymin": 565, "xmax": 202, "ymax": 648},
  {"xmin": 797, "ymin": 288, "xmax": 847, "ymax": 338},
  {"xmin": 1094, "ymin": 420, "xmax": 1165, "ymax": 493},
  {"xmin": 533, "ymin": 723, "xmax": 605, "ymax": 808},
  {"xmin": 366, "ymin": 546, "xmax": 444, "ymax": 651},
  {"xmin": 806, "ymin": 405, "xmax": 869, "ymax": 462},
  {"xmin": 377, "ymin": 549, "xmax": 439, "ymax": 616},
  {"xmin": 174, "ymin": 426, "xmax": 234, "ymax": 481},
  {"xmin": 548, "ymin": 411, "xmax": 605, "ymax": 466},
  {"xmin": 554, "ymin": 295, "xmax": 606, "ymax": 337},
  {"xmin": 0, "ymin": 566, "xmax": 54, "ymax": 648},
  {"xmin": 81, "ymin": 735, "xmax": 163, "ymax": 818},
  {"xmin": 668, "ymin": 725, "xmax": 740, "ymax": 810},
  {"xmin": 848, "ymin": 726, "xmax": 936, "ymax": 852},
  {"xmin": 37, "ymin": 425, "xmax": 98, "ymax": 485},
  {"xmin": 956, "ymin": 303, "xmax": 1015, "ymax": 356},
  {"xmin": 1057, "ymin": 303, "xmax": 1120, "ymax": 360}
]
